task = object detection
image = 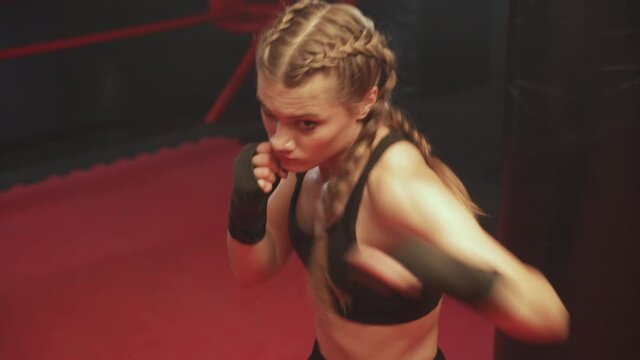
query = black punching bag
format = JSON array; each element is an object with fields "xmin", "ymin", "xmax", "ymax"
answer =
[{"xmin": 496, "ymin": 0, "xmax": 639, "ymax": 359}]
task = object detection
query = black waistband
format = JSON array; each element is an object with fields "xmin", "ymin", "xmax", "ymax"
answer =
[{"xmin": 308, "ymin": 340, "xmax": 447, "ymax": 360}]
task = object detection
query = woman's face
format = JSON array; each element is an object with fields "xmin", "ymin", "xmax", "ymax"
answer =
[{"xmin": 256, "ymin": 71, "xmax": 364, "ymax": 174}]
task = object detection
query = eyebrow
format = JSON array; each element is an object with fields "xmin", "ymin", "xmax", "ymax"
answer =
[{"xmin": 256, "ymin": 95, "xmax": 322, "ymax": 120}]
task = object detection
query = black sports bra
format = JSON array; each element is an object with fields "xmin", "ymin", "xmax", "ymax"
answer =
[{"xmin": 288, "ymin": 132, "xmax": 442, "ymax": 325}]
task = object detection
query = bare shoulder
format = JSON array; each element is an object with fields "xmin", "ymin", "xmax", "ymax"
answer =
[
  {"xmin": 375, "ymin": 140, "xmax": 427, "ymax": 172},
  {"xmin": 365, "ymin": 140, "xmax": 476, "ymax": 246},
  {"xmin": 364, "ymin": 139, "xmax": 510, "ymax": 267},
  {"xmin": 367, "ymin": 140, "xmax": 445, "ymax": 202}
]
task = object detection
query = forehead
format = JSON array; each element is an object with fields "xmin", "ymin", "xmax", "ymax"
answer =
[{"xmin": 256, "ymin": 72, "xmax": 342, "ymax": 115}]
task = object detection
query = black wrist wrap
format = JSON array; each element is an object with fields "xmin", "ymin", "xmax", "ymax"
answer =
[
  {"xmin": 388, "ymin": 239, "xmax": 498, "ymax": 304},
  {"xmin": 228, "ymin": 143, "xmax": 279, "ymax": 245}
]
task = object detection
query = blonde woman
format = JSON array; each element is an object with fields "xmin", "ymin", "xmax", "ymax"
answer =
[{"xmin": 227, "ymin": 1, "xmax": 569, "ymax": 359}]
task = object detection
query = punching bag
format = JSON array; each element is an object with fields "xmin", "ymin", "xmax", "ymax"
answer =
[{"xmin": 496, "ymin": 0, "xmax": 639, "ymax": 359}]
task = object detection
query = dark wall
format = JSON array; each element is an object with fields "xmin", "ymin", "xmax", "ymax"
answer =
[
  {"xmin": 1, "ymin": 0, "xmax": 507, "ymax": 190},
  {"xmin": 0, "ymin": 0, "xmax": 249, "ymax": 175},
  {"xmin": 497, "ymin": 0, "xmax": 640, "ymax": 358},
  {"xmin": 360, "ymin": 0, "xmax": 495, "ymax": 98},
  {"xmin": 0, "ymin": 0, "xmax": 207, "ymax": 48}
]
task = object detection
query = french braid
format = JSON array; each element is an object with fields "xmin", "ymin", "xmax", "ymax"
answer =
[
  {"xmin": 256, "ymin": 0, "xmax": 482, "ymax": 314},
  {"xmin": 258, "ymin": 0, "xmax": 329, "ymax": 75}
]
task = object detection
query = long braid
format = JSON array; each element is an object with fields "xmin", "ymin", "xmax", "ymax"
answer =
[
  {"xmin": 360, "ymin": 31, "xmax": 483, "ymax": 216},
  {"xmin": 387, "ymin": 107, "xmax": 484, "ymax": 216},
  {"xmin": 315, "ymin": 30, "xmax": 481, "ymax": 310},
  {"xmin": 303, "ymin": 28, "xmax": 386, "ymax": 311},
  {"xmin": 256, "ymin": 1, "xmax": 481, "ymax": 315},
  {"xmin": 375, "ymin": 51, "xmax": 484, "ymax": 216},
  {"xmin": 308, "ymin": 29, "xmax": 402, "ymax": 312}
]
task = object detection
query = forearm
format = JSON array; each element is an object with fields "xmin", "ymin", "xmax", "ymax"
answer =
[
  {"xmin": 227, "ymin": 232, "xmax": 280, "ymax": 285},
  {"xmin": 479, "ymin": 265, "xmax": 570, "ymax": 343},
  {"xmin": 372, "ymin": 238, "xmax": 569, "ymax": 343},
  {"xmin": 227, "ymin": 142, "xmax": 286, "ymax": 284}
]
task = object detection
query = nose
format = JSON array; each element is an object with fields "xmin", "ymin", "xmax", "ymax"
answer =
[{"xmin": 270, "ymin": 125, "xmax": 295, "ymax": 153}]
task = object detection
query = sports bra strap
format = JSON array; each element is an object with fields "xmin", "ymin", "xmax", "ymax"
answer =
[{"xmin": 342, "ymin": 132, "xmax": 406, "ymax": 219}]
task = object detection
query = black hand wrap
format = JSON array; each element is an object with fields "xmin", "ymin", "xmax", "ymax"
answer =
[
  {"xmin": 228, "ymin": 143, "xmax": 280, "ymax": 245},
  {"xmin": 388, "ymin": 238, "xmax": 498, "ymax": 304}
]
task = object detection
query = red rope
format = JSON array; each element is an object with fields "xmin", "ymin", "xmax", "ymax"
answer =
[{"xmin": 0, "ymin": 13, "xmax": 214, "ymax": 61}]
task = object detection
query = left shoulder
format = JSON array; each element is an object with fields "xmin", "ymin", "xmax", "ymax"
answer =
[
  {"xmin": 374, "ymin": 139, "xmax": 430, "ymax": 175},
  {"xmin": 368, "ymin": 139, "xmax": 445, "ymax": 201},
  {"xmin": 365, "ymin": 139, "xmax": 478, "ymax": 246}
]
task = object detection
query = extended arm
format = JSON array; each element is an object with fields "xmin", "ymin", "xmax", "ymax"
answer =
[{"xmin": 359, "ymin": 142, "xmax": 569, "ymax": 343}]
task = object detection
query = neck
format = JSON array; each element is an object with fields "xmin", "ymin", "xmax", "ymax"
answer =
[
  {"xmin": 318, "ymin": 155, "xmax": 343, "ymax": 182},
  {"xmin": 318, "ymin": 125, "xmax": 392, "ymax": 182},
  {"xmin": 318, "ymin": 122, "xmax": 364, "ymax": 182}
]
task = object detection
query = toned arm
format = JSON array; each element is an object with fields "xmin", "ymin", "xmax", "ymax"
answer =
[
  {"xmin": 365, "ymin": 141, "xmax": 569, "ymax": 343},
  {"xmin": 227, "ymin": 170, "xmax": 295, "ymax": 285}
]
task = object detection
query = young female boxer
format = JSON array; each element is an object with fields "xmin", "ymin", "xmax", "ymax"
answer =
[{"xmin": 227, "ymin": 1, "xmax": 569, "ymax": 358}]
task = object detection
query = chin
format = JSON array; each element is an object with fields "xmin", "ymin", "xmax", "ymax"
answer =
[
  {"xmin": 280, "ymin": 158, "xmax": 319, "ymax": 173},
  {"xmin": 282, "ymin": 164, "xmax": 314, "ymax": 173}
]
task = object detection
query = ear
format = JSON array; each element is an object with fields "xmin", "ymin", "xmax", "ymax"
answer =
[{"xmin": 356, "ymin": 86, "xmax": 379, "ymax": 120}]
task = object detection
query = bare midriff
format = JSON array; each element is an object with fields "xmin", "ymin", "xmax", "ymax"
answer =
[{"xmin": 312, "ymin": 295, "xmax": 442, "ymax": 360}]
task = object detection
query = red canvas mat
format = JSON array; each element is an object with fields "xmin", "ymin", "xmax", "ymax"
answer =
[{"xmin": 0, "ymin": 137, "xmax": 493, "ymax": 359}]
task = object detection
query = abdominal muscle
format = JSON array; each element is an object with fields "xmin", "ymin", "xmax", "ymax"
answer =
[
  {"xmin": 310, "ymin": 289, "xmax": 442, "ymax": 360},
  {"xmin": 299, "ymin": 132, "xmax": 441, "ymax": 359}
]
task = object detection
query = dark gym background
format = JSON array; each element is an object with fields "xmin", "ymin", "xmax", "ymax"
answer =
[
  {"xmin": 2, "ymin": 0, "xmax": 638, "ymax": 359},
  {"xmin": 0, "ymin": 0, "xmax": 507, "ymax": 236}
]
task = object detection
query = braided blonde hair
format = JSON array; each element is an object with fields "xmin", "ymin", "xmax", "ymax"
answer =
[{"xmin": 257, "ymin": 0, "xmax": 482, "ymax": 312}]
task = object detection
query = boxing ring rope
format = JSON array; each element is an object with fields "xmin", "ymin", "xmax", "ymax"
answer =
[
  {"xmin": 0, "ymin": 1, "xmax": 357, "ymax": 126},
  {"xmin": 0, "ymin": 14, "xmax": 214, "ymax": 61}
]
